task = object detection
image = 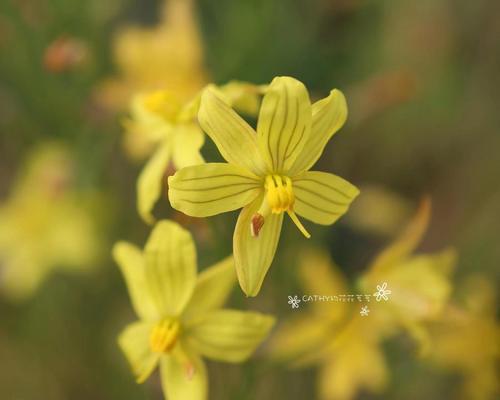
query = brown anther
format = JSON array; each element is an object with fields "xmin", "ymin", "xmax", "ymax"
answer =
[{"xmin": 250, "ymin": 213, "xmax": 265, "ymax": 237}]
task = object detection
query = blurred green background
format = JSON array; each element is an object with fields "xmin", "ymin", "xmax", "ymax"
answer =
[{"xmin": 0, "ymin": 0, "xmax": 498, "ymax": 399}]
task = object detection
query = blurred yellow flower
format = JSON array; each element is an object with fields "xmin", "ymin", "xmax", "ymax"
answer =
[
  {"xmin": 268, "ymin": 249, "xmax": 388, "ymax": 400},
  {"xmin": 130, "ymin": 82, "xmax": 264, "ymax": 225},
  {"xmin": 97, "ymin": 0, "xmax": 207, "ymax": 111},
  {"xmin": 0, "ymin": 144, "xmax": 100, "ymax": 301},
  {"xmin": 269, "ymin": 200, "xmax": 457, "ymax": 400},
  {"xmin": 345, "ymin": 184, "xmax": 413, "ymax": 236},
  {"xmin": 113, "ymin": 220, "xmax": 275, "ymax": 400},
  {"xmin": 429, "ymin": 276, "xmax": 499, "ymax": 400},
  {"xmin": 129, "ymin": 88, "xmax": 204, "ymax": 225},
  {"xmin": 94, "ymin": 0, "xmax": 265, "ymax": 224},
  {"xmin": 359, "ymin": 198, "xmax": 456, "ymax": 354},
  {"xmin": 169, "ymin": 76, "xmax": 359, "ymax": 296}
]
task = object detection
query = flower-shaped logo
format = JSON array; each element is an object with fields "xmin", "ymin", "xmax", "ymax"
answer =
[
  {"xmin": 360, "ymin": 305, "xmax": 370, "ymax": 316},
  {"xmin": 288, "ymin": 295, "xmax": 301, "ymax": 309},
  {"xmin": 373, "ymin": 282, "xmax": 391, "ymax": 302}
]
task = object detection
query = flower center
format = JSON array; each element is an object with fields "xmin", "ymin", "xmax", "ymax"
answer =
[
  {"xmin": 149, "ymin": 318, "xmax": 180, "ymax": 353},
  {"xmin": 143, "ymin": 90, "xmax": 180, "ymax": 121},
  {"xmin": 250, "ymin": 175, "xmax": 310, "ymax": 239},
  {"xmin": 265, "ymin": 175, "xmax": 295, "ymax": 213}
]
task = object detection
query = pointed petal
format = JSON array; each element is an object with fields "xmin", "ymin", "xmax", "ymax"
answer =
[
  {"xmin": 113, "ymin": 242, "xmax": 160, "ymax": 321},
  {"xmin": 218, "ymin": 80, "xmax": 264, "ymax": 115},
  {"xmin": 267, "ymin": 314, "xmax": 331, "ymax": 363},
  {"xmin": 298, "ymin": 249, "xmax": 350, "ymax": 320},
  {"xmin": 171, "ymin": 122, "xmax": 205, "ymax": 169},
  {"xmin": 182, "ymin": 256, "xmax": 236, "ymax": 320},
  {"xmin": 185, "ymin": 309, "xmax": 275, "ymax": 362},
  {"xmin": 198, "ymin": 88, "xmax": 267, "ymax": 175},
  {"xmin": 379, "ymin": 250, "xmax": 455, "ymax": 321},
  {"xmin": 289, "ymin": 89, "xmax": 348, "ymax": 175},
  {"xmin": 137, "ymin": 141, "xmax": 170, "ymax": 224},
  {"xmin": 233, "ymin": 195, "xmax": 283, "ymax": 296},
  {"xmin": 168, "ymin": 163, "xmax": 262, "ymax": 217},
  {"xmin": 298, "ymin": 248, "xmax": 348, "ymax": 296},
  {"xmin": 257, "ymin": 76, "xmax": 312, "ymax": 173},
  {"xmin": 118, "ymin": 321, "xmax": 159, "ymax": 384},
  {"xmin": 144, "ymin": 220, "xmax": 197, "ymax": 316},
  {"xmin": 369, "ymin": 198, "xmax": 431, "ymax": 274},
  {"xmin": 160, "ymin": 351, "xmax": 208, "ymax": 400},
  {"xmin": 319, "ymin": 339, "xmax": 388, "ymax": 400},
  {"xmin": 293, "ymin": 171, "xmax": 359, "ymax": 225}
]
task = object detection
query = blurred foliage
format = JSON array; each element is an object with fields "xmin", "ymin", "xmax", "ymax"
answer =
[{"xmin": 0, "ymin": 0, "xmax": 498, "ymax": 399}]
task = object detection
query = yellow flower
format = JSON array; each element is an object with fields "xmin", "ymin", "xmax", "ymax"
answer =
[
  {"xmin": 345, "ymin": 184, "xmax": 413, "ymax": 236},
  {"xmin": 113, "ymin": 220, "xmax": 275, "ymax": 400},
  {"xmin": 316, "ymin": 316, "xmax": 388, "ymax": 400},
  {"xmin": 132, "ymin": 82, "xmax": 265, "ymax": 225},
  {"xmin": 0, "ymin": 144, "xmax": 100, "ymax": 301},
  {"xmin": 269, "ymin": 201, "xmax": 456, "ymax": 399},
  {"xmin": 130, "ymin": 89, "xmax": 205, "ymax": 224},
  {"xmin": 429, "ymin": 277, "xmax": 499, "ymax": 400},
  {"xmin": 169, "ymin": 76, "xmax": 359, "ymax": 296},
  {"xmin": 268, "ymin": 249, "xmax": 388, "ymax": 400},
  {"xmin": 97, "ymin": 0, "xmax": 207, "ymax": 111},
  {"xmin": 358, "ymin": 198, "xmax": 456, "ymax": 354}
]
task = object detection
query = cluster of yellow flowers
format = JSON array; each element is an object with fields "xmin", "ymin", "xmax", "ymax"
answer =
[
  {"xmin": 114, "ymin": 67, "xmax": 359, "ymax": 396},
  {"xmin": 104, "ymin": 3, "xmax": 362, "ymax": 396},
  {"xmin": 269, "ymin": 200, "xmax": 456, "ymax": 399},
  {"xmin": 0, "ymin": 1, "xmax": 496, "ymax": 399},
  {"xmin": 102, "ymin": 1, "xmax": 498, "ymax": 399}
]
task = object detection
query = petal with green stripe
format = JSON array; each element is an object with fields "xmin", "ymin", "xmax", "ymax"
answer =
[
  {"xmin": 257, "ymin": 76, "xmax": 311, "ymax": 173},
  {"xmin": 289, "ymin": 89, "xmax": 347, "ymax": 175},
  {"xmin": 293, "ymin": 171, "xmax": 359, "ymax": 225},
  {"xmin": 168, "ymin": 163, "xmax": 262, "ymax": 217}
]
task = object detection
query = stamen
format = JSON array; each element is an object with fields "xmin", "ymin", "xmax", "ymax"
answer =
[
  {"xmin": 283, "ymin": 176, "xmax": 295, "ymax": 209},
  {"xmin": 260, "ymin": 174, "xmax": 311, "ymax": 238},
  {"xmin": 250, "ymin": 198, "xmax": 271, "ymax": 237},
  {"xmin": 150, "ymin": 319, "xmax": 180, "ymax": 353},
  {"xmin": 265, "ymin": 176, "xmax": 280, "ymax": 212},
  {"xmin": 287, "ymin": 210, "xmax": 311, "ymax": 238},
  {"xmin": 251, "ymin": 213, "xmax": 265, "ymax": 237}
]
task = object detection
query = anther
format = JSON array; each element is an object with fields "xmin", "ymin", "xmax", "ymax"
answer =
[
  {"xmin": 150, "ymin": 319, "xmax": 180, "ymax": 353},
  {"xmin": 251, "ymin": 213, "xmax": 265, "ymax": 237}
]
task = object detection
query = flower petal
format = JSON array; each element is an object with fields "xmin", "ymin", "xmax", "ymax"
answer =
[
  {"xmin": 118, "ymin": 321, "xmax": 159, "ymax": 383},
  {"xmin": 257, "ymin": 76, "xmax": 311, "ymax": 173},
  {"xmin": 267, "ymin": 314, "xmax": 331, "ymax": 364},
  {"xmin": 380, "ymin": 250, "xmax": 455, "ymax": 321},
  {"xmin": 319, "ymin": 338, "xmax": 388, "ymax": 400},
  {"xmin": 144, "ymin": 220, "xmax": 197, "ymax": 316},
  {"xmin": 185, "ymin": 309, "xmax": 275, "ymax": 362},
  {"xmin": 293, "ymin": 171, "xmax": 359, "ymax": 225},
  {"xmin": 160, "ymin": 351, "xmax": 208, "ymax": 400},
  {"xmin": 198, "ymin": 87, "xmax": 267, "ymax": 175},
  {"xmin": 182, "ymin": 256, "xmax": 236, "ymax": 320},
  {"xmin": 233, "ymin": 195, "xmax": 284, "ymax": 296},
  {"xmin": 171, "ymin": 122, "xmax": 205, "ymax": 169},
  {"xmin": 217, "ymin": 80, "xmax": 264, "ymax": 116},
  {"xmin": 298, "ymin": 249, "xmax": 350, "ymax": 320},
  {"xmin": 137, "ymin": 141, "xmax": 170, "ymax": 224},
  {"xmin": 289, "ymin": 89, "xmax": 348, "ymax": 175},
  {"xmin": 369, "ymin": 198, "xmax": 431, "ymax": 274},
  {"xmin": 112, "ymin": 242, "xmax": 159, "ymax": 321},
  {"xmin": 168, "ymin": 163, "xmax": 262, "ymax": 217}
]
